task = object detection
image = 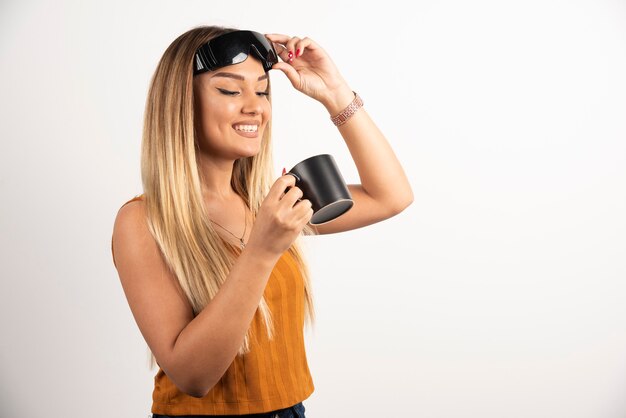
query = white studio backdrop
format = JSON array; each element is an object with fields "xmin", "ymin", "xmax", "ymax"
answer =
[{"xmin": 1, "ymin": 0, "xmax": 625, "ymax": 417}]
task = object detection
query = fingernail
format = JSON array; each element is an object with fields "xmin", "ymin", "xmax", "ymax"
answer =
[
  {"xmin": 288, "ymin": 51, "xmax": 293, "ymax": 58},
  {"xmin": 282, "ymin": 167, "xmax": 286, "ymax": 175},
  {"xmin": 296, "ymin": 48, "xmax": 300, "ymax": 57}
]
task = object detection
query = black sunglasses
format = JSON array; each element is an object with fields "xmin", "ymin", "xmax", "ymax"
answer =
[{"xmin": 193, "ymin": 30, "xmax": 278, "ymax": 76}]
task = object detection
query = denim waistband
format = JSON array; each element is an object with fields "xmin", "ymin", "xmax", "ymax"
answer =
[{"xmin": 152, "ymin": 401, "xmax": 306, "ymax": 418}]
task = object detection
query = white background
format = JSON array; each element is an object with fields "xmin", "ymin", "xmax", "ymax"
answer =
[{"xmin": 1, "ymin": 0, "xmax": 625, "ymax": 417}]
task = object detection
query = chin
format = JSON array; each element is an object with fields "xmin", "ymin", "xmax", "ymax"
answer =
[{"xmin": 238, "ymin": 143, "xmax": 262, "ymax": 158}]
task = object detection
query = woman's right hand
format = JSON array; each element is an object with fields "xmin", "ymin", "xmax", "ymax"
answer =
[{"xmin": 246, "ymin": 174, "xmax": 313, "ymax": 258}]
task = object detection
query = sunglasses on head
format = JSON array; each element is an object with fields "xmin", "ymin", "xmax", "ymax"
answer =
[{"xmin": 193, "ymin": 30, "xmax": 278, "ymax": 76}]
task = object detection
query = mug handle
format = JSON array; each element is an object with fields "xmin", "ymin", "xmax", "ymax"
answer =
[
  {"xmin": 285, "ymin": 172, "xmax": 301, "ymax": 182},
  {"xmin": 284, "ymin": 172, "xmax": 303, "ymax": 202}
]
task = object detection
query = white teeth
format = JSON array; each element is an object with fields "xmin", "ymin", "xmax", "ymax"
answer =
[{"xmin": 234, "ymin": 124, "xmax": 258, "ymax": 132}]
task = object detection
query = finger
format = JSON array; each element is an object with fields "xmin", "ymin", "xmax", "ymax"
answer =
[
  {"xmin": 267, "ymin": 174, "xmax": 296, "ymax": 201},
  {"xmin": 271, "ymin": 41, "xmax": 290, "ymax": 63},
  {"xmin": 277, "ymin": 39, "xmax": 299, "ymax": 63},
  {"xmin": 285, "ymin": 37, "xmax": 301, "ymax": 63},
  {"xmin": 294, "ymin": 37, "xmax": 314, "ymax": 58},
  {"xmin": 265, "ymin": 34, "xmax": 302, "ymax": 63},
  {"xmin": 270, "ymin": 62, "xmax": 301, "ymax": 87},
  {"xmin": 294, "ymin": 198, "xmax": 312, "ymax": 214},
  {"xmin": 264, "ymin": 33, "xmax": 292, "ymax": 45},
  {"xmin": 265, "ymin": 34, "xmax": 291, "ymax": 60},
  {"xmin": 296, "ymin": 204, "xmax": 314, "ymax": 225},
  {"xmin": 266, "ymin": 34, "xmax": 321, "ymax": 52},
  {"xmin": 281, "ymin": 185, "xmax": 304, "ymax": 207}
]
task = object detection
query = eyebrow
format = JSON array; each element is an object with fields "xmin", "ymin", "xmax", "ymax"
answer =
[{"xmin": 211, "ymin": 72, "xmax": 269, "ymax": 82}]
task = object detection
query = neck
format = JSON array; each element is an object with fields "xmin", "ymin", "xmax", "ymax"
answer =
[{"xmin": 196, "ymin": 153, "xmax": 238, "ymax": 202}]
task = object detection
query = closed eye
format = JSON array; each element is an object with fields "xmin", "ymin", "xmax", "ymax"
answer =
[
  {"xmin": 217, "ymin": 88, "xmax": 269, "ymax": 97},
  {"xmin": 217, "ymin": 88, "xmax": 238, "ymax": 96}
]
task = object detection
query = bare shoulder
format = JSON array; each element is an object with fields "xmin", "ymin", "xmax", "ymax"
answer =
[
  {"xmin": 112, "ymin": 198, "xmax": 194, "ymax": 376},
  {"xmin": 112, "ymin": 199, "xmax": 149, "ymax": 256},
  {"xmin": 112, "ymin": 199, "xmax": 153, "ymax": 271}
]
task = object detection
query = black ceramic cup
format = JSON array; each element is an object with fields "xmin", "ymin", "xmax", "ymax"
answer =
[{"xmin": 286, "ymin": 154, "xmax": 354, "ymax": 225}]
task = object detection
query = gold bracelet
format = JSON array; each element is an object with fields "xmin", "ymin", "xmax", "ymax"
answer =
[{"xmin": 330, "ymin": 91, "xmax": 363, "ymax": 127}]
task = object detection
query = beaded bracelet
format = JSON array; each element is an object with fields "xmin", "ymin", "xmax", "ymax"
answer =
[{"xmin": 330, "ymin": 91, "xmax": 363, "ymax": 127}]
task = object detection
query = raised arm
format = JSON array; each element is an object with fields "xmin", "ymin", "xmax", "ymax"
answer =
[{"xmin": 265, "ymin": 33, "xmax": 414, "ymax": 236}]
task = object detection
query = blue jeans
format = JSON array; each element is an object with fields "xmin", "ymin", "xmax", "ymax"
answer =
[{"xmin": 152, "ymin": 402, "xmax": 306, "ymax": 418}]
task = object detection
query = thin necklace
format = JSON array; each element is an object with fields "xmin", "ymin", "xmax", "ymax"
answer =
[{"xmin": 209, "ymin": 198, "xmax": 247, "ymax": 249}]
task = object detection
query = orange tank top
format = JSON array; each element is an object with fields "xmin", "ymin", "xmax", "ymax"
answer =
[{"xmin": 111, "ymin": 195, "xmax": 314, "ymax": 415}]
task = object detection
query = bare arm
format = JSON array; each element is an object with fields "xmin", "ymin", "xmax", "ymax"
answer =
[
  {"xmin": 112, "ymin": 175, "xmax": 308, "ymax": 397},
  {"xmin": 112, "ymin": 201, "xmax": 282, "ymax": 398},
  {"xmin": 264, "ymin": 33, "xmax": 413, "ymax": 236}
]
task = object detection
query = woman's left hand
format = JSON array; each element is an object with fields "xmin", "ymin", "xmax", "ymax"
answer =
[{"xmin": 264, "ymin": 33, "xmax": 352, "ymax": 109}]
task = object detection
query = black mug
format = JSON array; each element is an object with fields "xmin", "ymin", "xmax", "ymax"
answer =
[{"xmin": 286, "ymin": 154, "xmax": 354, "ymax": 225}]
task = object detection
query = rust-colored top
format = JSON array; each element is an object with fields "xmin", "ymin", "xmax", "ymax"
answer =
[{"xmin": 111, "ymin": 194, "xmax": 314, "ymax": 414}]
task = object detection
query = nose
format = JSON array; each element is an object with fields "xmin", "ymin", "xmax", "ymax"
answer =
[{"xmin": 241, "ymin": 91, "xmax": 265, "ymax": 115}]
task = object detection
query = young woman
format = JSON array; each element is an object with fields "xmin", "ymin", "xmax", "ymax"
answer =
[{"xmin": 111, "ymin": 26, "xmax": 413, "ymax": 418}]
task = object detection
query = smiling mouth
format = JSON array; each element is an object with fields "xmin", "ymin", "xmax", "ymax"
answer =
[
  {"xmin": 232, "ymin": 125, "xmax": 261, "ymax": 138},
  {"xmin": 232, "ymin": 124, "xmax": 259, "ymax": 133}
]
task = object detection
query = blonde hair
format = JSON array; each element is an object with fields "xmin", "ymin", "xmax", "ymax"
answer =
[{"xmin": 140, "ymin": 25, "xmax": 316, "ymax": 369}]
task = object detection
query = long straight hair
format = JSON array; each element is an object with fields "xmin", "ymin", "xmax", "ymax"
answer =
[{"xmin": 140, "ymin": 25, "xmax": 316, "ymax": 369}]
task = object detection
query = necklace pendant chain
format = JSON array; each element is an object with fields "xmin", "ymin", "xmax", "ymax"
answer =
[{"xmin": 208, "ymin": 197, "xmax": 248, "ymax": 249}]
